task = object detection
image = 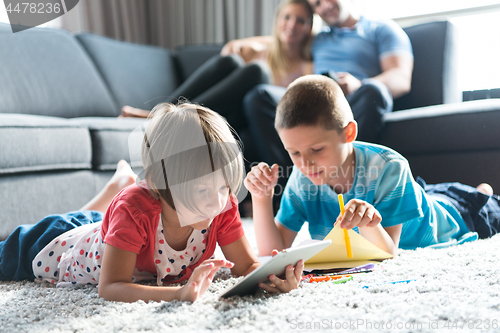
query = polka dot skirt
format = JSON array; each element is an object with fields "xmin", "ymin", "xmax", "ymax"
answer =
[
  {"xmin": 32, "ymin": 222, "xmax": 104, "ymax": 287},
  {"xmin": 32, "ymin": 217, "xmax": 209, "ymax": 287}
]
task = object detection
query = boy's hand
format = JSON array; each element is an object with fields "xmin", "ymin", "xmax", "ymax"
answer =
[
  {"xmin": 258, "ymin": 249, "xmax": 304, "ymax": 293},
  {"xmin": 244, "ymin": 163, "xmax": 279, "ymax": 201},
  {"xmin": 176, "ymin": 259, "xmax": 234, "ymax": 302},
  {"xmin": 337, "ymin": 199, "xmax": 382, "ymax": 229}
]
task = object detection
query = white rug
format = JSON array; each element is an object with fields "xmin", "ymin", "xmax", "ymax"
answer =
[{"xmin": 1, "ymin": 219, "xmax": 500, "ymax": 333}]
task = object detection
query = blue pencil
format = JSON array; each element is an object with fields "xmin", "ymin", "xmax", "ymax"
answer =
[{"xmin": 359, "ymin": 279, "xmax": 417, "ymax": 289}]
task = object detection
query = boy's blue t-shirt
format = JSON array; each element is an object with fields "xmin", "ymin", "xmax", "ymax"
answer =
[
  {"xmin": 312, "ymin": 16, "xmax": 413, "ymax": 80},
  {"xmin": 275, "ymin": 142, "xmax": 477, "ymax": 249}
]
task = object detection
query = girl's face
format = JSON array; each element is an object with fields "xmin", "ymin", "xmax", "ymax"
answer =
[
  {"xmin": 276, "ymin": 3, "xmax": 312, "ymax": 46},
  {"xmin": 174, "ymin": 170, "xmax": 230, "ymax": 229}
]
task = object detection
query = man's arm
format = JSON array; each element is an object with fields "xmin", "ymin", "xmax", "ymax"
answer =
[{"xmin": 372, "ymin": 54, "xmax": 413, "ymax": 99}]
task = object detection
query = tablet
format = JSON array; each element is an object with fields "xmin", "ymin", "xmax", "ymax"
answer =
[{"xmin": 220, "ymin": 239, "xmax": 331, "ymax": 298}]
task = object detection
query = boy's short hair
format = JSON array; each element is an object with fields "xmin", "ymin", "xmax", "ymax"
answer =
[
  {"xmin": 138, "ymin": 102, "xmax": 244, "ymax": 214},
  {"xmin": 275, "ymin": 74, "xmax": 354, "ymax": 132}
]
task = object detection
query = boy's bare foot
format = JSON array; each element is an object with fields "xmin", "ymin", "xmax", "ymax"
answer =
[
  {"xmin": 120, "ymin": 105, "xmax": 150, "ymax": 118},
  {"xmin": 476, "ymin": 183, "xmax": 493, "ymax": 196}
]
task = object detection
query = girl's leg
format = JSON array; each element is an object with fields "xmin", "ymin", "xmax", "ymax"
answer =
[
  {"xmin": 0, "ymin": 161, "xmax": 133, "ymax": 281},
  {"xmin": 0, "ymin": 211, "xmax": 103, "ymax": 281},
  {"xmin": 80, "ymin": 160, "xmax": 136, "ymax": 213}
]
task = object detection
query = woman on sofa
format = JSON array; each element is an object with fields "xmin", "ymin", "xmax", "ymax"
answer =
[
  {"xmin": 220, "ymin": 0, "xmax": 314, "ymax": 88},
  {"xmin": 120, "ymin": 0, "xmax": 314, "ymax": 126}
]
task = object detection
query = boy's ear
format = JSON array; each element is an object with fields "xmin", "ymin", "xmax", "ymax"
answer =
[{"xmin": 344, "ymin": 121, "xmax": 357, "ymax": 143}]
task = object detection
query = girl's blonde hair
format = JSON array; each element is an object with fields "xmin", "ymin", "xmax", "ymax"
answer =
[
  {"xmin": 140, "ymin": 102, "xmax": 244, "ymax": 214},
  {"xmin": 267, "ymin": 0, "xmax": 314, "ymax": 81}
]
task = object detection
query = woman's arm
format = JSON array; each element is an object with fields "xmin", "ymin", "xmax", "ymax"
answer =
[
  {"xmin": 98, "ymin": 244, "xmax": 231, "ymax": 303},
  {"xmin": 221, "ymin": 36, "xmax": 273, "ymax": 63}
]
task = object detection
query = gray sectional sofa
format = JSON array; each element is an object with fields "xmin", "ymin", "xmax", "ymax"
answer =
[
  {"xmin": 0, "ymin": 23, "xmax": 223, "ymax": 238},
  {"xmin": 1, "ymin": 21, "xmax": 500, "ymax": 238}
]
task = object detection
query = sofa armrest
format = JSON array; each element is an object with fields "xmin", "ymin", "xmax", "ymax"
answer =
[{"xmin": 380, "ymin": 99, "xmax": 500, "ymax": 155}]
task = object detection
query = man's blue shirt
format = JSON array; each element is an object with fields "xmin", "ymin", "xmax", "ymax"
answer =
[{"xmin": 312, "ymin": 17, "xmax": 413, "ymax": 80}]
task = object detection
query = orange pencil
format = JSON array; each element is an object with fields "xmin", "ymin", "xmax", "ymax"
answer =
[
  {"xmin": 338, "ymin": 194, "xmax": 353, "ymax": 258},
  {"xmin": 309, "ymin": 275, "xmax": 353, "ymax": 283}
]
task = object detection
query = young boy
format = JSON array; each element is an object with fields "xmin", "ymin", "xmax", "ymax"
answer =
[{"xmin": 244, "ymin": 75, "xmax": 500, "ymax": 256}]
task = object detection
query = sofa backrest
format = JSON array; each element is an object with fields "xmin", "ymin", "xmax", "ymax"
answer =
[
  {"xmin": 76, "ymin": 33, "xmax": 181, "ymax": 113},
  {"xmin": 394, "ymin": 20, "xmax": 461, "ymax": 111},
  {"xmin": 0, "ymin": 23, "xmax": 118, "ymax": 118},
  {"xmin": 175, "ymin": 44, "xmax": 224, "ymax": 82}
]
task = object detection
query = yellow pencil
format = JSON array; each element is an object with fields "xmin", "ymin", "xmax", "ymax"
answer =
[{"xmin": 338, "ymin": 194, "xmax": 353, "ymax": 258}]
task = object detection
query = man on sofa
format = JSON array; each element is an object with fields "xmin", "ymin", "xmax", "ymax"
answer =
[{"xmin": 243, "ymin": 0, "xmax": 414, "ymax": 171}]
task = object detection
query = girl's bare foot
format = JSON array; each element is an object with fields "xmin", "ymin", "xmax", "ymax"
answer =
[
  {"xmin": 476, "ymin": 183, "xmax": 493, "ymax": 196},
  {"xmin": 108, "ymin": 160, "xmax": 137, "ymax": 192},
  {"xmin": 120, "ymin": 105, "xmax": 150, "ymax": 118},
  {"xmin": 80, "ymin": 160, "xmax": 137, "ymax": 212}
]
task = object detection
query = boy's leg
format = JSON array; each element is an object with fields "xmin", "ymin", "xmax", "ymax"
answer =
[
  {"xmin": 474, "ymin": 191, "xmax": 500, "ymax": 239},
  {"xmin": 79, "ymin": 160, "xmax": 136, "ymax": 213},
  {"xmin": 421, "ymin": 179, "xmax": 500, "ymax": 239},
  {"xmin": 476, "ymin": 183, "xmax": 494, "ymax": 196},
  {"xmin": 0, "ymin": 211, "xmax": 103, "ymax": 281}
]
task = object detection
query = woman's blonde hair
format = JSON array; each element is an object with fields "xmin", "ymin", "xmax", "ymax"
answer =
[
  {"xmin": 140, "ymin": 102, "xmax": 244, "ymax": 215},
  {"xmin": 267, "ymin": 0, "xmax": 314, "ymax": 81}
]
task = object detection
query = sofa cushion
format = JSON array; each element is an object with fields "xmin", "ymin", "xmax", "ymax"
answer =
[
  {"xmin": 68, "ymin": 117, "xmax": 147, "ymax": 171},
  {"xmin": 380, "ymin": 99, "xmax": 500, "ymax": 155},
  {"xmin": 0, "ymin": 170, "xmax": 109, "ymax": 238},
  {"xmin": 0, "ymin": 23, "xmax": 117, "ymax": 118},
  {"xmin": 0, "ymin": 114, "xmax": 92, "ymax": 175},
  {"xmin": 76, "ymin": 33, "xmax": 180, "ymax": 113}
]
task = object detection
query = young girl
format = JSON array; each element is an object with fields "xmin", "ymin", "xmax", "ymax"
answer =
[{"xmin": 0, "ymin": 103, "xmax": 303, "ymax": 302}]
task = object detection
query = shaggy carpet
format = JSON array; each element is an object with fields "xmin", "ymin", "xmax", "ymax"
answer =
[{"xmin": 1, "ymin": 218, "xmax": 500, "ymax": 333}]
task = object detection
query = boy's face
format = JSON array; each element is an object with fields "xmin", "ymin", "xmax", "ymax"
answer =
[{"xmin": 278, "ymin": 124, "xmax": 353, "ymax": 187}]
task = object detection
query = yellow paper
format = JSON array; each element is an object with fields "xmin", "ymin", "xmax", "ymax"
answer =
[{"xmin": 304, "ymin": 223, "xmax": 393, "ymax": 270}]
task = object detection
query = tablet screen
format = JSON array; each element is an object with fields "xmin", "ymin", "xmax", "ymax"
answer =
[{"xmin": 220, "ymin": 239, "xmax": 331, "ymax": 298}]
